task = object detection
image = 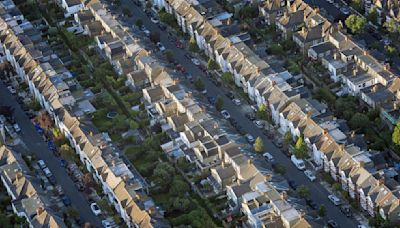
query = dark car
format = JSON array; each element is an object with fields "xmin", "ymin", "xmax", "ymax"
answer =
[
  {"xmin": 306, "ymin": 199, "xmax": 318, "ymax": 210},
  {"xmin": 226, "ymin": 91, "xmax": 234, "ymax": 99},
  {"xmin": 229, "ymin": 118, "xmax": 238, "ymax": 127},
  {"xmin": 48, "ymin": 175, "xmax": 56, "ymax": 185},
  {"xmin": 281, "ymin": 147, "xmax": 291, "ymax": 157},
  {"xmin": 207, "ymin": 96, "xmax": 216, "ymax": 105},
  {"xmin": 62, "ymin": 196, "xmax": 72, "ymax": 206},
  {"xmin": 288, "ymin": 180, "xmax": 298, "ymax": 190},
  {"xmin": 340, "ymin": 205, "xmax": 352, "ymax": 217},
  {"xmin": 158, "ymin": 23, "xmax": 167, "ymax": 31},
  {"xmin": 245, "ymin": 113, "xmax": 256, "ymax": 121},
  {"xmin": 327, "ymin": 220, "xmax": 339, "ymax": 228},
  {"xmin": 274, "ymin": 139, "xmax": 283, "ymax": 148}
]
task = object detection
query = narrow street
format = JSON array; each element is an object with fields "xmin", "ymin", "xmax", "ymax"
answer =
[
  {"xmin": 118, "ymin": 1, "xmax": 359, "ymax": 227},
  {"xmin": 0, "ymin": 82, "xmax": 102, "ymax": 227}
]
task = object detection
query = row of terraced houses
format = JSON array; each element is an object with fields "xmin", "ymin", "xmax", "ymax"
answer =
[{"xmin": 154, "ymin": 0, "xmax": 400, "ymax": 224}]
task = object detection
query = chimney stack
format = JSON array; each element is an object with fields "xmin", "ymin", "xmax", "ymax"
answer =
[
  {"xmin": 36, "ymin": 207, "xmax": 44, "ymax": 216},
  {"xmin": 281, "ymin": 191, "xmax": 288, "ymax": 200}
]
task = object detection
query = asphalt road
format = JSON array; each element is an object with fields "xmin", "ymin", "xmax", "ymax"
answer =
[
  {"xmin": 116, "ymin": 1, "xmax": 359, "ymax": 227},
  {"xmin": 0, "ymin": 82, "xmax": 102, "ymax": 227}
]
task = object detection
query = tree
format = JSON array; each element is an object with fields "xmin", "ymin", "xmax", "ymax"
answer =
[
  {"xmin": 367, "ymin": 7, "xmax": 378, "ymax": 24},
  {"xmin": 169, "ymin": 177, "xmax": 189, "ymax": 196},
  {"xmin": 318, "ymin": 205, "xmax": 327, "ymax": 217},
  {"xmin": 122, "ymin": 6, "xmax": 131, "ymax": 17},
  {"xmin": 297, "ymin": 185, "xmax": 310, "ymax": 199},
  {"xmin": 284, "ymin": 131, "xmax": 293, "ymax": 145},
  {"xmin": 274, "ymin": 164, "xmax": 286, "ymax": 175},
  {"xmin": 256, "ymin": 104, "xmax": 268, "ymax": 120},
  {"xmin": 207, "ymin": 59, "xmax": 219, "ymax": 70},
  {"xmin": 129, "ymin": 119, "xmax": 138, "ymax": 129},
  {"xmin": 152, "ymin": 162, "xmax": 175, "ymax": 192},
  {"xmin": 294, "ymin": 136, "xmax": 308, "ymax": 159},
  {"xmin": 60, "ymin": 144, "xmax": 74, "ymax": 161},
  {"xmin": 349, "ymin": 113, "xmax": 370, "ymax": 130},
  {"xmin": 221, "ymin": 72, "xmax": 233, "ymax": 85},
  {"xmin": 194, "ymin": 78, "xmax": 205, "ymax": 91},
  {"xmin": 385, "ymin": 45, "xmax": 397, "ymax": 58},
  {"xmin": 171, "ymin": 197, "xmax": 191, "ymax": 212},
  {"xmin": 392, "ymin": 122, "xmax": 400, "ymax": 146},
  {"xmin": 164, "ymin": 50, "xmax": 174, "ymax": 62},
  {"xmin": 269, "ymin": 44, "xmax": 284, "ymax": 55},
  {"xmin": 215, "ymin": 96, "xmax": 223, "ymax": 111},
  {"xmin": 345, "ymin": 14, "xmax": 366, "ymax": 34},
  {"xmin": 254, "ymin": 137, "xmax": 264, "ymax": 153},
  {"xmin": 150, "ymin": 31, "xmax": 160, "ymax": 43},
  {"xmin": 384, "ymin": 20, "xmax": 398, "ymax": 34},
  {"xmin": 350, "ymin": 0, "xmax": 363, "ymax": 12},
  {"xmin": 188, "ymin": 37, "xmax": 199, "ymax": 53},
  {"xmin": 135, "ymin": 19, "xmax": 143, "ymax": 28},
  {"xmin": 66, "ymin": 207, "xmax": 79, "ymax": 218}
]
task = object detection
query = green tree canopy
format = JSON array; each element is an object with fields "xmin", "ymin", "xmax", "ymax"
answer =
[
  {"xmin": 367, "ymin": 7, "xmax": 378, "ymax": 24},
  {"xmin": 345, "ymin": 14, "xmax": 366, "ymax": 34},
  {"xmin": 215, "ymin": 96, "xmax": 223, "ymax": 111},
  {"xmin": 135, "ymin": 19, "xmax": 143, "ymax": 28},
  {"xmin": 221, "ymin": 72, "xmax": 233, "ymax": 85},
  {"xmin": 254, "ymin": 137, "xmax": 264, "ymax": 153},
  {"xmin": 294, "ymin": 136, "xmax": 308, "ymax": 159},
  {"xmin": 349, "ymin": 113, "xmax": 370, "ymax": 130},
  {"xmin": 318, "ymin": 205, "xmax": 327, "ymax": 217},
  {"xmin": 384, "ymin": 20, "xmax": 399, "ymax": 34},
  {"xmin": 297, "ymin": 185, "xmax": 310, "ymax": 199},
  {"xmin": 392, "ymin": 122, "xmax": 400, "ymax": 146},
  {"xmin": 194, "ymin": 78, "xmax": 205, "ymax": 91},
  {"xmin": 152, "ymin": 162, "xmax": 175, "ymax": 192},
  {"xmin": 207, "ymin": 59, "xmax": 220, "ymax": 70},
  {"xmin": 256, "ymin": 104, "xmax": 268, "ymax": 120},
  {"xmin": 188, "ymin": 37, "xmax": 199, "ymax": 53},
  {"xmin": 169, "ymin": 177, "xmax": 189, "ymax": 196}
]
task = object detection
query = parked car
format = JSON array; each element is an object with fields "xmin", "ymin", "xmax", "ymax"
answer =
[
  {"xmin": 304, "ymin": 170, "xmax": 316, "ymax": 181},
  {"xmin": 150, "ymin": 17, "xmax": 159, "ymax": 24},
  {"xmin": 281, "ymin": 147, "xmax": 292, "ymax": 157},
  {"xmin": 230, "ymin": 118, "xmax": 238, "ymax": 128},
  {"xmin": 221, "ymin": 110, "xmax": 230, "ymax": 119},
  {"xmin": 263, "ymin": 152, "xmax": 274, "ymax": 162},
  {"xmin": 13, "ymin": 123, "xmax": 21, "ymax": 133},
  {"xmin": 245, "ymin": 112, "xmax": 256, "ymax": 121},
  {"xmin": 191, "ymin": 58, "xmax": 200, "ymax": 65},
  {"xmin": 226, "ymin": 91, "xmax": 234, "ymax": 99},
  {"xmin": 340, "ymin": 6, "xmax": 350, "ymax": 15},
  {"xmin": 253, "ymin": 120, "xmax": 264, "ymax": 128},
  {"xmin": 42, "ymin": 168, "xmax": 52, "ymax": 177},
  {"xmin": 37, "ymin": 160, "xmax": 47, "ymax": 170},
  {"xmin": 306, "ymin": 199, "xmax": 318, "ymax": 210},
  {"xmin": 327, "ymin": 220, "xmax": 339, "ymax": 228},
  {"xmin": 231, "ymin": 99, "xmax": 240, "ymax": 106},
  {"xmin": 102, "ymin": 220, "xmax": 113, "ymax": 228},
  {"xmin": 90, "ymin": 203, "xmax": 102, "ymax": 216},
  {"xmin": 62, "ymin": 196, "xmax": 71, "ymax": 206},
  {"xmin": 245, "ymin": 134, "xmax": 255, "ymax": 143},
  {"xmin": 156, "ymin": 42, "xmax": 165, "ymax": 52},
  {"xmin": 340, "ymin": 205, "xmax": 352, "ymax": 217},
  {"xmin": 291, "ymin": 155, "xmax": 306, "ymax": 170},
  {"xmin": 207, "ymin": 96, "xmax": 216, "ymax": 105},
  {"xmin": 158, "ymin": 23, "xmax": 167, "ymax": 30},
  {"xmin": 7, "ymin": 86, "xmax": 16, "ymax": 94},
  {"xmin": 288, "ymin": 179, "xmax": 298, "ymax": 190},
  {"xmin": 274, "ymin": 139, "xmax": 283, "ymax": 148},
  {"xmin": 328, "ymin": 194, "xmax": 342, "ymax": 206}
]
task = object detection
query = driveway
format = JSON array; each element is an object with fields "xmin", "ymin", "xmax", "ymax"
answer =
[
  {"xmin": 109, "ymin": 1, "xmax": 360, "ymax": 227},
  {"xmin": 0, "ymin": 82, "xmax": 102, "ymax": 227}
]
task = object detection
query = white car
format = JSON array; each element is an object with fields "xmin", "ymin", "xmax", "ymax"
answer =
[
  {"xmin": 7, "ymin": 86, "xmax": 16, "ymax": 94},
  {"xmin": 191, "ymin": 58, "xmax": 201, "ymax": 65},
  {"xmin": 150, "ymin": 17, "xmax": 159, "ymax": 24},
  {"xmin": 263, "ymin": 152, "xmax": 274, "ymax": 162},
  {"xmin": 156, "ymin": 42, "xmax": 165, "ymax": 52},
  {"xmin": 13, "ymin": 123, "xmax": 21, "ymax": 133},
  {"xmin": 37, "ymin": 160, "xmax": 47, "ymax": 170},
  {"xmin": 90, "ymin": 203, "xmax": 102, "ymax": 216},
  {"xmin": 232, "ymin": 99, "xmax": 241, "ymax": 106},
  {"xmin": 42, "ymin": 167, "xmax": 52, "ymax": 177},
  {"xmin": 328, "ymin": 194, "xmax": 342, "ymax": 206},
  {"xmin": 201, "ymin": 89, "xmax": 207, "ymax": 94},
  {"xmin": 221, "ymin": 110, "xmax": 230, "ymax": 119},
  {"xmin": 253, "ymin": 120, "xmax": 264, "ymax": 128},
  {"xmin": 245, "ymin": 134, "xmax": 255, "ymax": 143},
  {"xmin": 102, "ymin": 220, "xmax": 114, "ymax": 228},
  {"xmin": 304, "ymin": 170, "xmax": 316, "ymax": 181},
  {"xmin": 291, "ymin": 155, "xmax": 306, "ymax": 170}
]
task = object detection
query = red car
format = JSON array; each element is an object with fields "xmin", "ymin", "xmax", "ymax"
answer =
[
  {"xmin": 176, "ymin": 64, "xmax": 186, "ymax": 73},
  {"xmin": 175, "ymin": 40, "xmax": 184, "ymax": 49}
]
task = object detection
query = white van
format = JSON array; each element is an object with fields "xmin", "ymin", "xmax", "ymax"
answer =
[{"xmin": 291, "ymin": 155, "xmax": 306, "ymax": 170}]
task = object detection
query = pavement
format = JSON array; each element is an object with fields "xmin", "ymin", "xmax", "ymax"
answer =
[
  {"xmin": 110, "ymin": 1, "xmax": 360, "ymax": 227},
  {"xmin": 0, "ymin": 82, "xmax": 102, "ymax": 227}
]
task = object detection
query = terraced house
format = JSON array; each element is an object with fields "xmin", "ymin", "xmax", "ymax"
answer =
[
  {"xmin": 0, "ymin": 146, "xmax": 67, "ymax": 228},
  {"xmin": 156, "ymin": 0, "xmax": 400, "ymax": 224},
  {"xmin": 0, "ymin": 0, "xmax": 166, "ymax": 227}
]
